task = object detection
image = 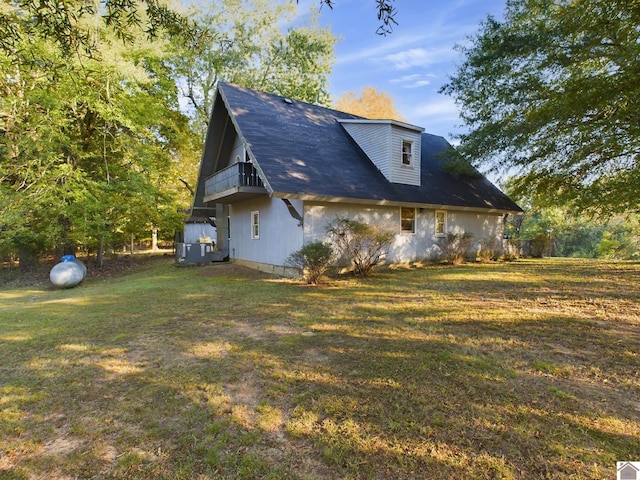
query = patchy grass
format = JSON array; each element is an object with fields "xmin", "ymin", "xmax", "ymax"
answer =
[{"xmin": 0, "ymin": 258, "xmax": 638, "ymax": 479}]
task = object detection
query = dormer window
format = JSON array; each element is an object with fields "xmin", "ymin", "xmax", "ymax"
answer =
[
  {"xmin": 339, "ymin": 119, "xmax": 423, "ymax": 186},
  {"xmin": 402, "ymin": 140, "xmax": 413, "ymax": 166}
]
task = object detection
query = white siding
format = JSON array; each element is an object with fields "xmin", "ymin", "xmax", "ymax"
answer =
[
  {"xmin": 228, "ymin": 135, "xmax": 245, "ymax": 166},
  {"xmin": 340, "ymin": 122, "xmax": 392, "ymax": 179},
  {"xmin": 303, "ymin": 202, "xmax": 505, "ymax": 264},
  {"xmin": 229, "ymin": 199, "xmax": 506, "ymax": 270},
  {"xmin": 391, "ymin": 126, "xmax": 421, "ymax": 186},
  {"xmin": 229, "ymin": 197, "xmax": 304, "ymax": 266},
  {"xmin": 340, "ymin": 121, "xmax": 422, "ymax": 186}
]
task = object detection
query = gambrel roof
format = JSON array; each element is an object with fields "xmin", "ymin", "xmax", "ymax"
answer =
[{"xmin": 198, "ymin": 82, "xmax": 522, "ymax": 213}]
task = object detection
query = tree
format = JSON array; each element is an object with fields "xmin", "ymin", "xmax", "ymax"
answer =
[
  {"xmin": 441, "ymin": 0, "xmax": 640, "ymax": 216},
  {"xmin": 335, "ymin": 86, "xmax": 404, "ymax": 121},
  {"xmin": 171, "ymin": 0, "xmax": 336, "ymax": 138},
  {"xmin": 0, "ymin": 0, "xmax": 194, "ymax": 58},
  {"xmin": 0, "ymin": 14, "xmax": 198, "ymax": 266},
  {"xmin": 501, "ymin": 177, "xmax": 640, "ymax": 259}
]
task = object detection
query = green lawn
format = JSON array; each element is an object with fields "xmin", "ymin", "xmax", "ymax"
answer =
[{"xmin": 1, "ymin": 258, "xmax": 638, "ymax": 479}]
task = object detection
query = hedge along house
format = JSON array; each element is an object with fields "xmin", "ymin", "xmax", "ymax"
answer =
[{"xmin": 191, "ymin": 82, "xmax": 522, "ymax": 275}]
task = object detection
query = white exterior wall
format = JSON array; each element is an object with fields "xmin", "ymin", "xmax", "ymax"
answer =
[
  {"xmin": 438, "ymin": 210, "xmax": 505, "ymax": 258},
  {"xmin": 229, "ymin": 197, "xmax": 304, "ymax": 267},
  {"xmin": 303, "ymin": 202, "xmax": 505, "ymax": 263},
  {"xmin": 229, "ymin": 136, "xmax": 245, "ymax": 165},
  {"xmin": 228, "ymin": 198, "xmax": 505, "ymax": 271},
  {"xmin": 341, "ymin": 123, "xmax": 392, "ymax": 179},
  {"xmin": 391, "ymin": 126, "xmax": 421, "ymax": 186}
]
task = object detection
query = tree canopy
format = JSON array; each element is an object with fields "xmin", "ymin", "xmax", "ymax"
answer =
[
  {"xmin": 441, "ymin": 0, "xmax": 640, "ymax": 215},
  {"xmin": 0, "ymin": 4, "xmax": 197, "ymax": 265},
  {"xmin": 173, "ymin": 0, "xmax": 335, "ymax": 139},
  {"xmin": 0, "ymin": 0, "xmax": 336, "ymax": 265},
  {"xmin": 335, "ymin": 86, "xmax": 404, "ymax": 121}
]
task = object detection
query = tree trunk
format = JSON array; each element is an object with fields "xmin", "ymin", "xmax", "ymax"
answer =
[
  {"xmin": 97, "ymin": 236, "xmax": 105, "ymax": 267},
  {"xmin": 151, "ymin": 228, "xmax": 158, "ymax": 252}
]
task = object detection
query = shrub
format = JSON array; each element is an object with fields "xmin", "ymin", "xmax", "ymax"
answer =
[
  {"xmin": 595, "ymin": 231, "xmax": 621, "ymax": 259},
  {"xmin": 438, "ymin": 232, "xmax": 474, "ymax": 265},
  {"xmin": 530, "ymin": 233, "xmax": 549, "ymax": 258},
  {"xmin": 326, "ymin": 217, "xmax": 395, "ymax": 277},
  {"xmin": 286, "ymin": 242, "xmax": 334, "ymax": 284}
]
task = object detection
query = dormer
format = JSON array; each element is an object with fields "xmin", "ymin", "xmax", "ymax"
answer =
[{"xmin": 339, "ymin": 119, "xmax": 424, "ymax": 186}]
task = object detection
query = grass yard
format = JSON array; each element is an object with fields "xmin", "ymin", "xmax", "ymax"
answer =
[{"xmin": 0, "ymin": 257, "xmax": 639, "ymax": 479}]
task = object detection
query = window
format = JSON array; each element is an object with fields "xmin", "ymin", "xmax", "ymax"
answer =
[
  {"xmin": 435, "ymin": 210, "xmax": 446, "ymax": 236},
  {"xmin": 251, "ymin": 211, "xmax": 259, "ymax": 239},
  {"xmin": 400, "ymin": 207, "xmax": 416, "ymax": 233},
  {"xmin": 402, "ymin": 140, "xmax": 413, "ymax": 166}
]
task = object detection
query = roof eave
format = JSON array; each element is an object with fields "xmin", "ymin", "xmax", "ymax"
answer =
[{"xmin": 272, "ymin": 192, "xmax": 521, "ymax": 214}]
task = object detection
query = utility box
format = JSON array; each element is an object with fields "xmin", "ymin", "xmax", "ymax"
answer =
[{"xmin": 176, "ymin": 242, "xmax": 215, "ymax": 265}]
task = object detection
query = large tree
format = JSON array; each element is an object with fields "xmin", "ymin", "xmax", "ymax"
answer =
[
  {"xmin": 172, "ymin": 0, "xmax": 336, "ymax": 138},
  {"xmin": 335, "ymin": 86, "xmax": 404, "ymax": 121},
  {"xmin": 0, "ymin": 14, "xmax": 198, "ymax": 266},
  {"xmin": 0, "ymin": 0, "xmax": 193, "ymax": 58},
  {"xmin": 441, "ymin": 0, "xmax": 640, "ymax": 215},
  {"xmin": 0, "ymin": 0, "xmax": 394, "ymax": 60}
]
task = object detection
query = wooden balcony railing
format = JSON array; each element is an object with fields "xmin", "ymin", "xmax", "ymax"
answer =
[{"xmin": 204, "ymin": 162, "xmax": 265, "ymax": 200}]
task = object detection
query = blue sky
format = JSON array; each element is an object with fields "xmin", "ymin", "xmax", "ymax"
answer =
[{"xmin": 296, "ymin": 0, "xmax": 506, "ymax": 140}]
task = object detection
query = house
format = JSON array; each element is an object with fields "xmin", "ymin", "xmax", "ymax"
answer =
[
  {"xmin": 190, "ymin": 82, "xmax": 522, "ymax": 275},
  {"xmin": 619, "ymin": 462, "xmax": 640, "ymax": 480}
]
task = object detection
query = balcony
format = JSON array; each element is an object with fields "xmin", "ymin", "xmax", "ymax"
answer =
[{"xmin": 204, "ymin": 162, "xmax": 267, "ymax": 203}]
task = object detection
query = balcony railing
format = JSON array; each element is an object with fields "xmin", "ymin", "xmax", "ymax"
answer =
[{"xmin": 204, "ymin": 162, "xmax": 265, "ymax": 201}]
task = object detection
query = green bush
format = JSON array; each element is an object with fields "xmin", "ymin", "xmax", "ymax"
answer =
[
  {"xmin": 326, "ymin": 217, "xmax": 395, "ymax": 277},
  {"xmin": 286, "ymin": 241, "xmax": 334, "ymax": 284},
  {"xmin": 595, "ymin": 231, "xmax": 621, "ymax": 258},
  {"xmin": 530, "ymin": 233, "xmax": 549, "ymax": 258}
]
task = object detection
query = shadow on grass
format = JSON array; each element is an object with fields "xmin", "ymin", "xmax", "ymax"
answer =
[{"xmin": 0, "ymin": 259, "xmax": 638, "ymax": 479}]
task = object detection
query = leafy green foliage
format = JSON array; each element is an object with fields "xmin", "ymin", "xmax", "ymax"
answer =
[
  {"xmin": 0, "ymin": 0, "xmax": 194, "ymax": 57},
  {"xmin": 442, "ymin": 0, "xmax": 640, "ymax": 215},
  {"xmin": 326, "ymin": 217, "xmax": 394, "ymax": 276},
  {"xmin": 502, "ymin": 178, "xmax": 640, "ymax": 259},
  {"xmin": 0, "ymin": 17, "xmax": 198, "ymax": 262},
  {"xmin": 529, "ymin": 233, "xmax": 550, "ymax": 258},
  {"xmin": 286, "ymin": 241, "xmax": 334, "ymax": 284},
  {"xmin": 171, "ymin": 0, "xmax": 335, "ymax": 138}
]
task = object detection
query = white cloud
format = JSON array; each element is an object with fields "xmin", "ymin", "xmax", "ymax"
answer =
[
  {"xmin": 389, "ymin": 73, "xmax": 435, "ymax": 89},
  {"xmin": 383, "ymin": 46, "xmax": 454, "ymax": 70},
  {"xmin": 410, "ymin": 97, "xmax": 460, "ymax": 117},
  {"xmin": 335, "ymin": 32, "xmax": 435, "ymax": 65}
]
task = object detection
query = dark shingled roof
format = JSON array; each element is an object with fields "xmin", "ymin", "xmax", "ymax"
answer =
[{"xmin": 218, "ymin": 82, "xmax": 522, "ymax": 212}]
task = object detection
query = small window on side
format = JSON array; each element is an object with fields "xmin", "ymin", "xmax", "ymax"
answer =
[
  {"xmin": 251, "ymin": 211, "xmax": 260, "ymax": 239},
  {"xmin": 401, "ymin": 207, "xmax": 416, "ymax": 233},
  {"xmin": 435, "ymin": 210, "xmax": 446, "ymax": 236},
  {"xmin": 402, "ymin": 140, "xmax": 413, "ymax": 166}
]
